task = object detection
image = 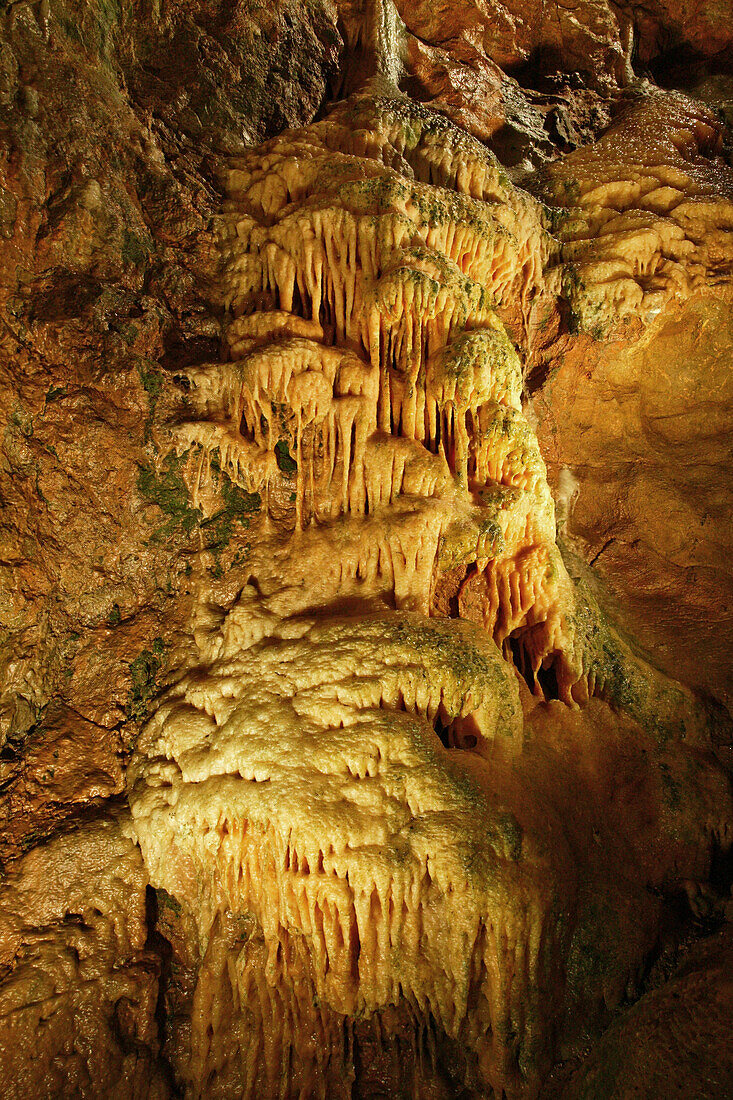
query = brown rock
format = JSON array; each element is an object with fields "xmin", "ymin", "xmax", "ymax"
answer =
[
  {"xmin": 535, "ymin": 292, "xmax": 733, "ymax": 710},
  {"xmin": 0, "ymin": 817, "xmax": 166, "ymax": 1099}
]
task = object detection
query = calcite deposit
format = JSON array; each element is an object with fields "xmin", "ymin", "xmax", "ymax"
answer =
[
  {"xmin": 0, "ymin": 1, "xmax": 732, "ymax": 1098},
  {"xmin": 544, "ymin": 92, "xmax": 733, "ymax": 332}
]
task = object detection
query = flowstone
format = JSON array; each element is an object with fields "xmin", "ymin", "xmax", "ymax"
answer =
[
  {"xmin": 543, "ymin": 92, "xmax": 733, "ymax": 333},
  {"xmin": 126, "ymin": 93, "xmax": 733, "ymax": 1098}
]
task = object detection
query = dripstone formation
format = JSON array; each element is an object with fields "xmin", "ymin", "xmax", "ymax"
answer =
[{"xmin": 1, "ymin": 2, "xmax": 732, "ymax": 1098}]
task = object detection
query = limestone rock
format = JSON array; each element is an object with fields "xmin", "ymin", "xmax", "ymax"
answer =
[{"xmin": 561, "ymin": 926, "xmax": 733, "ymax": 1099}]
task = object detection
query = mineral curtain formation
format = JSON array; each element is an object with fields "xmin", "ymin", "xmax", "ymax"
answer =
[{"xmin": 1, "ymin": 2, "xmax": 732, "ymax": 1099}]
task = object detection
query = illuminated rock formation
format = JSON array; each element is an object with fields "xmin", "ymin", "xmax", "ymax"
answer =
[
  {"xmin": 176, "ymin": 96, "xmax": 583, "ymax": 691},
  {"xmin": 0, "ymin": 818, "xmax": 165, "ymax": 1099},
  {"xmin": 126, "ymin": 93, "xmax": 732, "ymax": 1098},
  {"xmin": 132, "ymin": 608, "xmax": 544, "ymax": 1095}
]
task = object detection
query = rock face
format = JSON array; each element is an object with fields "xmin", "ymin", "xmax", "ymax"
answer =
[
  {"xmin": 0, "ymin": 2, "xmax": 731, "ymax": 1098},
  {"xmin": 0, "ymin": 817, "xmax": 165, "ymax": 1099}
]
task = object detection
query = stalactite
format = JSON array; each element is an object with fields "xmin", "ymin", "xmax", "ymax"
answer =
[{"xmin": 176, "ymin": 93, "xmax": 586, "ymax": 692}]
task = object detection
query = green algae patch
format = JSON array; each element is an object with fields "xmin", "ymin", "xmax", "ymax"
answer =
[
  {"xmin": 496, "ymin": 811, "xmax": 524, "ymax": 862},
  {"xmin": 127, "ymin": 637, "xmax": 164, "ymax": 723},
  {"xmin": 274, "ymin": 438, "xmax": 297, "ymax": 475},
  {"xmin": 137, "ymin": 452, "xmax": 203, "ymax": 541},
  {"xmin": 138, "ymin": 446, "xmax": 259, "ymax": 562},
  {"xmin": 138, "ymin": 361, "xmax": 163, "ymax": 441},
  {"xmin": 201, "ymin": 453, "xmax": 261, "ymax": 575},
  {"xmin": 559, "ymin": 542, "xmax": 712, "ymax": 747},
  {"xmin": 438, "ymin": 513, "xmax": 505, "ymax": 571}
]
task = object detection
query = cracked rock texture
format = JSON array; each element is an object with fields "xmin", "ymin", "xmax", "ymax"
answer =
[{"xmin": 0, "ymin": 1, "xmax": 732, "ymax": 1098}]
